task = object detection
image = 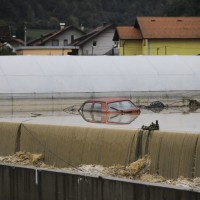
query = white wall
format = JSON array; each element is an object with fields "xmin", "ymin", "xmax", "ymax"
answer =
[
  {"xmin": 79, "ymin": 28, "xmax": 115, "ymax": 55},
  {"xmin": 0, "ymin": 55, "xmax": 200, "ymax": 98},
  {"xmin": 44, "ymin": 29, "xmax": 84, "ymax": 46}
]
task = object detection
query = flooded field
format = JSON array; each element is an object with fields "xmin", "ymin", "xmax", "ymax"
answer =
[
  {"xmin": 0, "ymin": 98, "xmax": 200, "ymax": 133},
  {"xmin": 1, "ymin": 98, "xmax": 200, "ymax": 183}
]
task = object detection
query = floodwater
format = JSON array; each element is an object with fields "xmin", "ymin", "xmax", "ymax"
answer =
[
  {"xmin": 1, "ymin": 98, "xmax": 200, "ymax": 179},
  {"xmin": 0, "ymin": 101, "xmax": 200, "ymax": 133}
]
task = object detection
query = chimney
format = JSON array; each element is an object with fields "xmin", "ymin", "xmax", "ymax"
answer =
[
  {"xmin": 59, "ymin": 23, "xmax": 66, "ymax": 30},
  {"xmin": 81, "ymin": 24, "xmax": 84, "ymax": 31}
]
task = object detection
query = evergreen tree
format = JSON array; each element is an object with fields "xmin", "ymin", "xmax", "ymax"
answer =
[{"xmin": 0, "ymin": 0, "xmax": 199, "ymax": 30}]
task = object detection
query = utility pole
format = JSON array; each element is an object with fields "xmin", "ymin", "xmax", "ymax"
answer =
[
  {"xmin": 24, "ymin": 23, "xmax": 27, "ymax": 46},
  {"xmin": 157, "ymin": 47, "xmax": 160, "ymax": 55}
]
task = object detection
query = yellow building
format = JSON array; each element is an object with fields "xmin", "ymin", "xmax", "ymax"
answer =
[
  {"xmin": 113, "ymin": 26, "xmax": 143, "ymax": 55},
  {"xmin": 114, "ymin": 17, "xmax": 200, "ymax": 56},
  {"xmin": 15, "ymin": 46, "xmax": 78, "ymax": 55}
]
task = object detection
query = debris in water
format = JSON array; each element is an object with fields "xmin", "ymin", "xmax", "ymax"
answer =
[
  {"xmin": 188, "ymin": 99, "xmax": 200, "ymax": 111},
  {"xmin": 31, "ymin": 113, "xmax": 42, "ymax": 117},
  {"xmin": 146, "ymin": 101, "xmax": 166, "ymax": 113},
  {"xmin": 63, "ymin": 105, "xmax": 80, "ymax": 114},
  {"xmin": 141, "ymin": 120, "xmax": 159, "ymax": 130}
]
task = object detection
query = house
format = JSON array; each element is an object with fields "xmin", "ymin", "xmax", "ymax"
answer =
[
  {"xmin": 10, "ymin": 38, "xmax": 24, "ymax": 48},
  {"xmin": 114, "ymin": 17, "xmax": 200, "ymax": 55},
  {"xmin": 72, "ymin": 24, "xmax": 116, "ymax": 55},
  {"xmin": 15, "ymin": 46, "xmax": 79, "ymax": 55},
  {"xmin": 113, "ymin": 26, "xmax": 142, "ymax": 55},
  {"xmin": 28, "ymin": 24, "xmax": 85, "ymax": 47},
  {"xmin": 28, "ymin": 32, "xmax": 53, "ymax": 46}
]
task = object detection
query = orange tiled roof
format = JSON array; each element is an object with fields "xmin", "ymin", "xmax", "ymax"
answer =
[
  {"xmin": 136, "ymin": 17, "xmax": 200, "ymax": 38},
  {"xmin": 116, "ymin": 26, "xmax": 142, "ymax": 39}
]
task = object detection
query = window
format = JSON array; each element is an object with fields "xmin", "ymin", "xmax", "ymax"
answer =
[
  {"xmin": 71, "ymin": 35, "xmax": 74, "ymax": 43},
  {"xmin": 82, "ymin": 103, "xmax": 93, "ymax": 111},
  {"xmin": 92, "ymin": 103, "xmax": 102, "ymax": 112},
  {"xmin": 114, "ymin": 41, "xmax": 118, "ymax": 48},
  {"xmin": 64, "ymin": 40, "xmax": 68, "ymax": 46},
  {"xmin": 108, "ymin": 101, "xmax": 135, "ymax": 111},
  {"xmin": 52, "ymin": 39, "xmax": 59, "ymax": 46},
  {"xmin": 93, "ymin": 41, "xmax": 97, "ymax": 47},
  {"xmin": 82, "ymin": 102, "xmax": 102, "ymax": 112},
  {"xmin": 93, "ymin": 112, "xmax": 103, "ymax": 122}
]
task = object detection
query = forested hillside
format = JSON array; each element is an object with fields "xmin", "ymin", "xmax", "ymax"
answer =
[{"xmin": 0, "ymin": 0, "xmax": 199, "ymax": 35}]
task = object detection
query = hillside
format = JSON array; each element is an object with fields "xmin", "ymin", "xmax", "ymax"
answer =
[{"xmin": 0, "ymin": 0, "xmax": 199, "ymax": 38}]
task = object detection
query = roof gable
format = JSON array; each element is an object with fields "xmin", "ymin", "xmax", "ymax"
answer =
[
  {"xmin": 72, "ymin": 24, "xmax": 114, "ymax": 46},
  {"xmin": 28, "ymin": 26, "xmax": 85, "ymax": 46},
  {"xmin": 136, "ymin": 17, "xmax": 200, "ymax": 39},
  {"xmin": 28, "ymin": 32, "xmax": 53, "ymax": 46},
  {"xmin": 114, "ymin": 26, "xmax": 142, "ymax": 40}
]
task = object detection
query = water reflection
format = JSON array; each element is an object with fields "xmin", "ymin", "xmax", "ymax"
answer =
[
  {"xmin": 80, "ymin": 111, "xmax": 140, "ymax": 125},
  {"xmin": 1, "ymin": 99, "xmax": 200, "ymax": 132}
]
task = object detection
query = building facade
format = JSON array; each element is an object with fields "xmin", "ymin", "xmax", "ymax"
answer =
[
  {"xmin": 114, "ymin": 17, "xmax": 200, "ymax": 56},
  {"xmin": 72, "ymin": 24, "xmax": 116, "ymax": 55}
]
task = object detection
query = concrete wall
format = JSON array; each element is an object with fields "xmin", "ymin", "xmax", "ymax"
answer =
[
  {"xmin": 16, "ymin": 48, "xmax": 72, "ymax": 55},
  {"xmin": 79, "ymin": 28, "xmax": 115, "ymax": 55},
  {"xmin": 0, "ymin": 164, "xmax": 199, "ymax": 200}
]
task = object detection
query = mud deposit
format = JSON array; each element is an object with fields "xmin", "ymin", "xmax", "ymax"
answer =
[{"xmin": 1, "ymin": 151, "xmax": 200, "ymax": 191}]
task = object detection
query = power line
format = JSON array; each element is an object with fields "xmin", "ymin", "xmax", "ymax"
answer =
[{"xmin": 21, "ymin": 123, "xmax": 84, "ymax": 172}]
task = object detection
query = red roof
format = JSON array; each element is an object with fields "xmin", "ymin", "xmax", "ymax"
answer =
[
  {"xmin": 115, "ymin": 26, "xmax": 142, "ymax": 39},
  {"xmin": 136, "ymin": 17, "xmax": 200, "ymax": 39}
]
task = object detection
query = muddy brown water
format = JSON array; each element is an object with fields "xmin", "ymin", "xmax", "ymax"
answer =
[
  {"xmin": 0, "ymin": 107, "xmax": 200, "ymax": 133},
  {"xmin": 0, "ymin": 99, "xmax": 200, "ymax": 179}
]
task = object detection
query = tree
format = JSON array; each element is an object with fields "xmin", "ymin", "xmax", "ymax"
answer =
[
  {"xmin": 48, "ymin": 17, "xmax": 59, "ymax": 29},
  {"xmin": 68, "ymin": 15, "xmax": 80, "ymax": 27},
  {"xmin": 164, "ymin": 0, "xmax": 196, "ymax": 16}
]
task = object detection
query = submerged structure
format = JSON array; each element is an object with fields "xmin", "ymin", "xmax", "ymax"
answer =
[{"xmin": 0, "ymin": 55, "xmax": 200, "ymax": 99}]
